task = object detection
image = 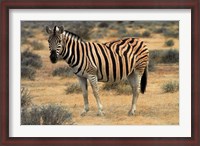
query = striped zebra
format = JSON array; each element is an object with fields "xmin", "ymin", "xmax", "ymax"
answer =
[{"xmin": 46, "ymin": 25, "xmax": 149, "ymax": 116}]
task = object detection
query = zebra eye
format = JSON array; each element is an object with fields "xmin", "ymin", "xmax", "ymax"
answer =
[{"xmin": 58, "ymin": 40, "xmax": 61, "ymax": 43}]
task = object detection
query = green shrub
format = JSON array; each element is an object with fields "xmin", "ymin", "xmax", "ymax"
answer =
[
  {"xmin": 52, "ymin": 66, "xmax": 74, "ymax": 77},
  {"xmin": 65, "ymin": 83, "xmax": 82, "ymax": 94},
  {"xmin": 165, "ymin": 39, "xmax": 174, "ymax": 47},
  {"xmin": 162, "ymin": 81, "xmax": 179, "ymax": 93},
  {"xmin": 21, "ymin": 104, "xmax": 72, "ymax": 125},
  {"xmin": 21, "ymin": 87, "xmax": 33, "ymax": 108}
]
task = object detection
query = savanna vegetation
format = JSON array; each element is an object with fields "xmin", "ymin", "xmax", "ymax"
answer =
[{"xmin": 21, "ymin": 21, "xmax": 179, "ymax": 125}]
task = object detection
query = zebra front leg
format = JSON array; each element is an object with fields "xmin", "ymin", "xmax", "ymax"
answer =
[
  {"xmin": 78, "ymin": 76, "xmax": 89, "ymax": 116},
  {"xmin": 88, "ymin": 75, "xmax": 105, "ymax": 116},
  {"xmin": 127, "ymin": 71, "xmax": 140, "ymax": 116}
]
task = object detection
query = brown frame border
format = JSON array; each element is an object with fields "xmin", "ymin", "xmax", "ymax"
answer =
[{"xmin": 0, "ymin": 0, "xmax": 199, "ymax": 145}]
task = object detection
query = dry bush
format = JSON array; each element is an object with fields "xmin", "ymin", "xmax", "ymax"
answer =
[
  {"xmin": 102, "ymin": 80, "xmax": 132, "ymax": 95},
  {"xmin": 21, "ymin": 50, "xmax": 42, "ymax": 80},
  {"xmin": 52, "ymin": 66, "xmax": 74, "ymax": 77},
  {"xmin": 148, "ymin": 60, "xmax": 156, "ymax": 72},
  {"xmin": 65, "ymin": 83, "xmax": 82, "ymax": 94},
  {"xmin": 21, "ymin": 66, "xmax": 36, "ymax": 80},
  {"xmin": 21, "ymin": 104, "xmax": 72, "ymax": 125},
  {"xmin": 162, "ymin": 81, "xmax": 179, "ymax": 93},
  {"xmin": 161, "ymin": 49, "xmax": 179, "ymax": 64},
  {"xmin": 149, "ymin": 49, "xmax": 179, "ymax": 64},
  {"xmin": 31, "ymin": 41, "xmax": 45, "ymax": 50},
  {"xmin": 21, "ymin": 87, "xmax": 33, "ymax": 108},
  {"xmin": 142, "ymin": 31, "xmax": 151, "ymax": 37},
  {"xmin": 165, "ymin": 39, "xmax": 175, "ymax": 47}
]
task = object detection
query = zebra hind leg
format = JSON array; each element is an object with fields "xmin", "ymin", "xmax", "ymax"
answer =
[
  {"xmin": 88, "ymin": 75, "xmax": 105, "ymax": 116},
  {"xmin": 78, "ymin": 76, "xmax": 89, "ymax": 116},
  {"xmin": 127, "ymin": 71, "xmax": 141, "ymax": 116}
]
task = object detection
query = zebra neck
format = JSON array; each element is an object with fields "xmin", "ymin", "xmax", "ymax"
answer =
[{"xmin": 62, "ymin": 36, "xmax": 84, "ymax": 67}]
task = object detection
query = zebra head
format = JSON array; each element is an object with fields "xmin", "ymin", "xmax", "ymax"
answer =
[{"xmin": 46, "ymin": 26, "xmax": 64, "ymax": 63}]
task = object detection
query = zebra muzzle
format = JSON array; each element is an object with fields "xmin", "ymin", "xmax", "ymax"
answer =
[{"xmin": 50, "ymin": 50, "xmax": 58, "ymax": 64}]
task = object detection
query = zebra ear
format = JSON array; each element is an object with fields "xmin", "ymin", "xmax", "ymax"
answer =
[
  {"xmin": 46, "ymin": 26, "xmax": 52, "ymax": 34},
  {"xmin": 59, "ymin": 26, "xmax": 64, "ymax": 34}
]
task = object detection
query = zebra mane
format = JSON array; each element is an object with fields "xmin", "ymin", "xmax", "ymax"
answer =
[{"xmin": 65, "ymin": 30, "xmax": 82, "ymax": 41}]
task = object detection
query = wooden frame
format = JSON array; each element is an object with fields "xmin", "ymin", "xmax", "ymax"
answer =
[{"xmin": 0, "ymin": 0, "xmax": 199, "ymax": 145}]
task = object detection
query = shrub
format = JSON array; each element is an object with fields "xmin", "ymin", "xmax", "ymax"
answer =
[
  {"xmin": 64, "ymin": 21, "xmax": 95, "ymax": 40},
  {"xmin": 21, "ymin": 29, "xmax": 34, "ymax": 38},
  {"xmin": 21, "ymin": 66, "xmax": 36, "ymax": 80},
  {"xmin": 163, "ymin": 29, "xmax": 179, "ymax": 38},
  {"xmin": 21, "ymin": 50, "xmax": 41, "ymax": 62},
  {"xmin": 142, "ymin": 31, "xmax": 151, "ymax": 37},
  {"xmin": 161, "ymin": 49, "xmax": 179, "ymax": 63},
  {"xmin": 154, "ymin": 27, "xmax": 166, "ymax": 34},
  {"xmin": 98, "ymin": 22, "xmax": 109, "ymax": 28},
  {"xmin": 149, "ymin": 49, "xmax": 179, "ymax": 64},
  {"xmin": 102, "ymin": 80, "xmax": 131, "ymax": 95},
  {"xmin": 102, "ymin": 82, "xmax": 119, "ymax": 91},
  {"xmin": 31, "ymin": 41, "xmax": 44, "ymax": 50},
  {"xmin": 21, "ymin": 29, "xmax": 34, "ymax": 45},
  {"xmin": 21, "ymin": 106, "xmax": 41, "ymax": 125},
  {"xmin": 162, "ymin": 81, "xmax": 179, "ymax": 93},
  {"xmin": 21, "ymin": 87, "xmax": 33, "ymax": 108},
  {"xmin": 65, "ymin": 83, "xmax": 82, "ymax": 94},
  {"xmin": 148, "ymin": 60, "xmax": 156, "ymax": 72},
  {"xmin": 40, "ymin": 104, "xmax": 72, "ymax": 125},
  {"xmin": 134, "ymin": 32, "xmax": 142, "ymax": 37},
  {"xmin": 21, "ymin": 104, "xmax": 72, "ymax": 125},
  {"xmin": 52, "ymin": 66, "xmax": 74, "ymax": 77},
  {"xmin": 21, "ymin": 57, "xmax": 42, "ymax": 69},
  {"xmin": 118, "ymin": 27, "xmax": 127, "ymax": 37},
  {"xmin": 149, "ymin": 50, "xmax": 163, "ymax": 63},
  {"xmin": 165, "ymin": 39, "xmax": 174, "ymax": 47},
  {"xmin": 21, "ymin": 50, "xmax": 42, "ymax": 80},
  {"xmin": 116, "ymin": 85, "xmax": 132, "ymax": 95}
]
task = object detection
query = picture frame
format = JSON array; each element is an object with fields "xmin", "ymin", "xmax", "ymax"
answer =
[{"xmin": 0, "ymin": 0, "xmax": 199, "ymax": 145}]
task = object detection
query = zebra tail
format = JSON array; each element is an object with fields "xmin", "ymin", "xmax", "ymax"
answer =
[{"xmin": 140, "ymin": 66, "xmax": 148, "ymax": 94}]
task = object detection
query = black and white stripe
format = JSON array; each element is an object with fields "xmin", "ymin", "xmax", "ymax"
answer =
[{"xmin": 46, "ymin": 25, "xmax": 149, "ymax": 116}]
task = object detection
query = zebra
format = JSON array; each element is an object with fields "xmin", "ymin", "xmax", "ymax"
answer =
[{"xmin": 46, "ymin": 25, "xmax": 149, "ymax": 116}]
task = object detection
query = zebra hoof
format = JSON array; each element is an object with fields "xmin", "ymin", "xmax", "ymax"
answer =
[
  {"xmin": 97, "ymin": 111, "xmax": 105, "ymax": 116},
  {"xmin": 128, "ymin": 110, "xmax": 136, "ymax": 116},
  {"xmin": 80, "ymin": 110, "xmax": 89, "ymax": 117}
]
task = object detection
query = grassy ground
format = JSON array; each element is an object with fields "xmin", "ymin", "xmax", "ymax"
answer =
[{"xmin": 21, "ymin": 21, "xmax": 179, "ymax": 125}]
